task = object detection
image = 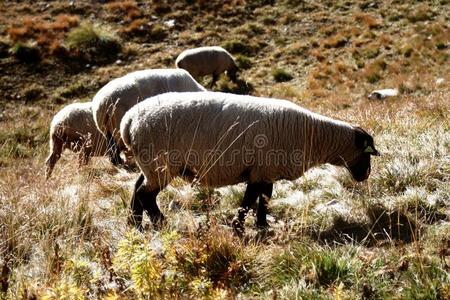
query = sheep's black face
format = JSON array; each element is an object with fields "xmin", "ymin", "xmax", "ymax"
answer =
[
  {"xmin": 348, "ymin": 153, "xmax": 371, "ymax": 182},
  {"xmin": 347, "ymin": 127, "xmax": 379, "ymax": 182}
]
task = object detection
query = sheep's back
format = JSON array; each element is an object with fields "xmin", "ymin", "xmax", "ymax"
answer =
[
  {"xmin": 176, "ymin": 47, "xmax": 233, "ymax": 77},
  {"xmin": 122, "ymin": 92, "xmax": 312, "ymax": 186},
  {"xmin": 51, "ymin": 102, "xmax": 108, "ymax": 154},
  {"xmin": 51, "ymin": 102, "xmax": 96, "ymax": 137},
  {"xmin": 92, "ymin": 69, "xmax": 205, "ymax": 141}
]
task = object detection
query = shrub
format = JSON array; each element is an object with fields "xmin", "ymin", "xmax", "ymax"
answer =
[
  {"xmin": 148, "ymin": 24, "xmax": 168, "ymax": 41},
  {"xmin": 222, "ymin": 40, "xmax": 258, "ymax": 56},
  {"xmin": 235, "ymin": 55, "xmax": 253, "ymax": 69},
  {"xmin": 0, "ymin": 40, "xmax": 10, "ymax": 58},
  {"xmin": 323, "ymin": 33, "xmax": 348, "ymax": 48},
  {"xmin": 65, "ymin": 23, "xmax": 121, "ymax": 64},
  {"xmin": 407, "ymin": 6, "xmax": 433, "ymax": 23},
  {"xmin": 105, "ymin": 0, "xmax": 142, "ymax": 21},
  {"xmin": 9, "ymin": 42, "xmax": 41, "ymax": 63},
  {"xmin": 272, "ymin": 68, "xmax": 294, "ymax": 82}
]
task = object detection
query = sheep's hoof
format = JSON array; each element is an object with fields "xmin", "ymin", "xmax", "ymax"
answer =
[
  {"xmin": 254, "ymin": 227, "xmax": 275, "ymax": 241},
  {"xmin": 256, "ymin": 220, "xmax": 270, "ymax": 229},
  {"xmin": 127, "ymin": 214, "xmax": 143, "ymax": 231},
  {"xmin": 231, "ymin": 216, "xmax": 245, "ymax": 237},
  {"xmin": 150, "ymin": 214, "xmax": 166, "ymax": 231}
]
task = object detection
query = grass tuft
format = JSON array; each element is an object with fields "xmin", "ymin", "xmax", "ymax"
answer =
[
  {"xmin": 272, "ymin": 68, "xmax": 294, "ymax": 82},
  {"xmin": 65, "ymin": 23, "xmax": 121, "ymax": 64},
  {"xmin": 9, "ymin": 42, "xmax": 41, "ymax": 63}
]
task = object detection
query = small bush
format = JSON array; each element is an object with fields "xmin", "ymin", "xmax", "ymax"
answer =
[
  {"xmin": 121, "ymin": 21, "xmax": 167, "ymax": 42},
  {"xmin": 106, "ymin": 0, "xmax": 142, "ymax": 21},
  {"xmin": 9, "ymin": 42, "xmax": 41, "ymax": 63},
  {"xmin": 0, "ymin": 40, "xmax": 10, "ymax": 58},
  {"xmin": 312, "ymin": 251, "xmax": 353, "ymax": 286},
  {"xmin": 264, "ymin": 244, "xmax": 356, "ymax": 288},
  {"xmin": 148, "ymin": 24, "xmax": 168, "ymax": 41},
  {"xmin": 235, "ymin": 55, "xmax": 253, "ymax": 69},
  {"xmin": 366, "ymin": 72, "xmax": 381, "ymax": 84},
  {"xmin": 121, "ymin": 18, "xmax": 149, "ymax": 37},
  {"xmin": 354, "ymin": 13, "xmax": 382, "ymax": 29},
  {"xmin": 222, "ymin": 40, "xmax": 258, "ymax": 56},
  {"xmin": 65, "ymin": 23, "xmax": 121, "ymax": 64},
  {"xmin": 237, "ymin": 22, "xmax": 265, "ymax": 37},
  {"xmin": 6, "ymin": 14, "xmax": 79, "ymax": 59},
  {"xmin": 272, "ymin": 68, "xmax": 294, "ymax": 82},
  {"xmin": 22, "ymin": 84, "xmax": 45, "ymax": 103},
  {"xmin": 323, "ymin": 33, "xmax": 348, "ymax": 48},
  {"xmin": 407, "ymin": 6, "xmax": 433, "ymax": 23}
]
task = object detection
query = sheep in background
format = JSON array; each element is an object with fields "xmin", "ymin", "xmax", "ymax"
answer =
[
  {"xmin": 91, "ymin": 68, "xmax": 206, "ymax": 166},
  {"xmin": 45, "ymin": 102, "xmax": 108, "ymax": 179},
  {"xmin": 120, "ymin": 91, "xmax": 380, "ymax": 232},
  {"xmin": 175, "ymin": 46, "xmax": 239, "ymax": 88}
]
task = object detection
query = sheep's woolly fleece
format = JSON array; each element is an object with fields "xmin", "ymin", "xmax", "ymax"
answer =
[
  {"xmin": 121, "ymin": 92, "xmax": 363, "ymax": 191},
  {"xmin": 92, "ymin": 68, "xmax": 206, "ymax": 146},
  {"xmin": 175, "ymin": 46, "xmax": 237, "ymax": 78},
  {"xmin": 45, "ymin": 101, "xmax": 108, "ymax": 178}
]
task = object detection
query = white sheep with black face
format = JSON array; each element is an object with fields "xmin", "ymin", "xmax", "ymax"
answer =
[
  {"xmin": 120, "ymin": 91, "xmax": 380, "ymax": 232},
  {"xmin": 45, "ymin": 102, "xmax": 108, "ymax": 179},
  {"xmin": 175, "ymin": 46, "xmax": 239, "ymax": 88},
  {"xmin": 91, "ymin": 68, "xmax": 206, "ymax": 166}
]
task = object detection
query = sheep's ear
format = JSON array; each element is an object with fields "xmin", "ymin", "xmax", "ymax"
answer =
[
  {"xmin": 355, "ymin": 127, "xmax": 380, "ymax": 156},
  {"xmin": 364, "ymin": 145, "xmax": 379, "ymax": 156}
]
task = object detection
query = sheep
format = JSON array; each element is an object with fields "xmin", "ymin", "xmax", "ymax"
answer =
[
  {"xmin": 45, "ymin": 102, "xmax": 108, "ymax": 179},
  {"xmin": 175, "ymin": 46, "xmax": 239, "ymax": 88},
  {"xmin": 120, "ymin": 91, "xmax": 380, "ymax": 232},
  {"xmin": 91, "ymin": 68, "xmax": 206, "ymax": 166}
]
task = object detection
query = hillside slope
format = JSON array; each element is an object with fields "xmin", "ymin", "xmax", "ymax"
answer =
[{"xmin": 0, "ymin": 0, "xmax": 449, "ymax": 298}]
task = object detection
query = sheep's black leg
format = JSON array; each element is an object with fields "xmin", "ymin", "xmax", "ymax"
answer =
[
  {"xmin": 210, "ymin": 74, "xmax": 219, "ymax": 89},
  {"xmin": 45, "ymin": 153, "xmax": 60, "ymax": 179},
  {"xmin": 106, "ymin": 133, "xmax": 123, "ymax": 166},
  {"xmin": 256, "ymin": 182, "xmax": 273, "ymax": 228},
  {"xmin": 129, "ymin": 173, "xmax": 165, "ymax": 230},
  {"xmin": 129, "ymin": 173, "xmax": 146, "ymax": 230},
  {"xmin": 142, "ymin": 189, "xmax": 165, "ymax": 229},
  {"xmin": 231, "ymin": 182, "xmax": 261, "ymax": 234}
]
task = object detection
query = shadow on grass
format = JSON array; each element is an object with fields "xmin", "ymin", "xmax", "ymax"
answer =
[
  {"xmin": 217, "ymin": 78, "xmax": 254, "ymax": 95},
  {"xmin": 314, "ymin": 204, "xmax": 447, "ymax": 246}
]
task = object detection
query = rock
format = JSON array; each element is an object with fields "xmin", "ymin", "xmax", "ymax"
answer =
[
  {"xmin": 314, "ymin": 200, "xmax": 351, "ymax": 215},
  {"xmin": 435, "ymin": 78, "xmax": 445, "ymax": 86},
  {"xmin": 368, "ymin": 88, "xmax": 398, "ymax": 100},
  {"xmin": 164, "ymin": 19, "xmax": 176, "ymax": 28}
]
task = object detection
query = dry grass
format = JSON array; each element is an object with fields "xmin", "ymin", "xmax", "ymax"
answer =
[
  {"xmin": 0, "ymin": 0, "xmax": 449, "ymax": 298},
  {"xmin": 7, "ymin": 14, "xmax": 79, "ymax": 55}
]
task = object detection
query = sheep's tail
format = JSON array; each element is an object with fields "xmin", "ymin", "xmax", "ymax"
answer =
[
  {"xmin": 120, "ymin": 113, "xmax": 132, "ymax": 152},
  {"xmin": 92, "ymin": 101, "xmax": 108, "ymax": 138},
  {"xmin": 175, "ymin": 55, "xmax": 183, "ymax": 68}
]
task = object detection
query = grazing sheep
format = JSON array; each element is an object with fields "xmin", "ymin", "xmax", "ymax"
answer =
[
  {"xmin": 91, "ymin": 68, "xmax": 206, "ymax": 166},
  {"xmin": 175, "ymin": 46, "xmax": 239, "ymax": 88},
  {"xmin": 45, "ymin": 102, "xmax": 108, "ymax": 179},
  {"xmin": 120, "ymin": 92, "xmax": 380, "ymax": 232}
]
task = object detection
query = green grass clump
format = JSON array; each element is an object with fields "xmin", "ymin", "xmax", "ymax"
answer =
[
  {"xmin": 65, "ymin": 23, "xmax": 121, "ymax": 64},
  {"xmin": 9, "ymin": 42, "xmax": 40, "ymax": 63},
  {"xmin": 113, "ymin": 227, "xmax": 255, "ymax": 298},
  {"xmin": 235, "ymin": 54, "xmax": 253, "ymax": 69},
  {"xmin": 148, "ymin": 24, "xmax": 168, "ymax": 41},
  {"xmin": 222, "ymin": 40, "xmax": 258, "ymax": 56},
  {"xmin": 264, "ymin": 243, "xmax": 357, "ymax": 288},
  {"xmin": 272, "ymin": 68, "xmax": 294, "ymax": 82}
]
